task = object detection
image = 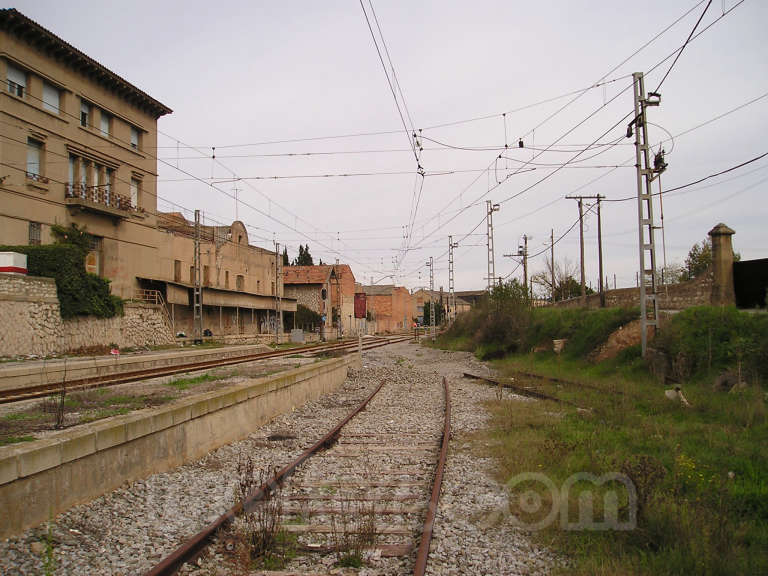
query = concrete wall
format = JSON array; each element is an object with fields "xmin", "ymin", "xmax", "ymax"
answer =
[
  {"xmin": 0, "ymin": 355, "xmax": 358, "ymax": 538},
  {"xmin": 0, "ymin": 273, "xmax": 173, "ymax": 357}
]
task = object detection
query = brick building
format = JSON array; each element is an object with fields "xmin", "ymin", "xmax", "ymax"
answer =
[
  {"xmin": 283, "ymin": 264, "xmax": 357, "ymax": 336},
  {"xmin": 363, "ymin": 285, "xmax": 412, "ymax": 333}
]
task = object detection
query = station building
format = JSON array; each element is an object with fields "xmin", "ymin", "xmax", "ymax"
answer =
[
  {"xmin": 0, "ymin": 9, "xmax": 296, "ymax": 340},
  {"xmin": 0, "ymin": 8, "xmax": 171, "ymax": 298}
]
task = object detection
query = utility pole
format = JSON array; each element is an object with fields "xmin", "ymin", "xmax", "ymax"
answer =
[
  {"xmin": 566, "ymin": 194, "xmax": 605, "ymax": 305},
  {"xmin": 448, "ymin": 236, "xmax": 458, "ymax": 322},
  {"xmin": 336, "ymin": 260, "xmax": 342, "ymax": 340},
  {"xmin": 521, "ymin": 234, "xmax": 528, "ymax": 293},
  {"xmin": 597, "ymin": 197, "xmax": 605, "ymax": 307},
  {"xmin": 193, "ymin": 209, "xmax": 202, "ymax": 343},
  {"xmin": 486, "ymin": 200, "xmax": 500, "ymax": 290},
  {"xmin": 429, "ymin": 256, "xmax": 435, "ymax": 340},
  {"xmin": 275, "ymin": 242, "xmax": 282, "ymax": 344},
  {"xmin": 629, "ymin": 71, "xmax": 665, "ymax": 357},
  {"xmin": 427, "ymin": 256, "xmax": 435, "ymax": 340},
  {"xmin": 550, "ymin": 228, "xmax": 555, "ymax": 302}
]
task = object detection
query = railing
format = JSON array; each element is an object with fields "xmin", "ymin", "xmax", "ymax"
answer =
[
  {"xmin": 132, "ymin": 289, "xmax": 174, "ymax": 337},
  {"xmin": 26, "ymin": 172, "xmax": 50, "ymax": 184},
  {"xmin": 65, "ymin": 183, "xmax": 134, "ymax": 212}
]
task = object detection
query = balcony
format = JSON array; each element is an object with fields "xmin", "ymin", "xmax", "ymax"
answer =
[{"xmin": 65, "ymin": 183, "xmax": 135, "ymax": 219}]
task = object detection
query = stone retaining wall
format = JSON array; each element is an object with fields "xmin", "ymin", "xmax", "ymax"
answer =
[
  {"xmin": 0, "ymin": 273, "xmax": 173, "ymax": 357},
  {"xmin": 551, "ymin": 273, "xmax": 713, "ymax": 311}
]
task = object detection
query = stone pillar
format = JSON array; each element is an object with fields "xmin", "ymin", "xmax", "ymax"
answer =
[{"xmin": 708, "ymin": 223, "xmax": 735, "ymax": 306}]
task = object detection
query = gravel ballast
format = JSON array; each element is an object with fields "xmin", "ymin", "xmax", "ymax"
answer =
[{"xmin": 0, "ymin": 341, "xmax": 555, "ymax": 575}]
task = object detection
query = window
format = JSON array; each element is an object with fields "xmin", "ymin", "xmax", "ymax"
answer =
[
  {"xmin": 85, "ymin": 237, "xmax": 102, "ymax": 276},
  {"xmin": 68, "ymin": 155, "xmax": 75, "ymax": 187},
  {"xmin": 26, "ymin": 138, "xmax": 42, "ymax": 179},
  {"xmin": 105, "ymin": 168, "xmax": 114, "ymax": 205},
  {"xmin": 100, "ymin": 111, "xmax": 111, "ymax": 136},
  {"xmin": 130, "ymin": 126, "xmax": 140, "ymax": 150},
  {"xmin": 28, "ymin": 222, "xmax": 41, "ymax": 246},
  {"xmin": 203, "ymin": 265, "xmax": 210, "ymax": 286},
  {"xmin": 130, "ymin": 178, "xmax": 140, "ymax": 208},
  {"xmin": 80, "ymin": 100, "xmax": 90, "ymax": 127},
  {"xmin": 189, "ymin": 266, "xmax": 194, "ymax": 284},
  {"xmin": 6, "ymin": 63, "xmax": 25, "ymax": 97},
  {"xmin": 80, "ymin": 158, "xmax": 88, "ymax": 198},
  {"xmin": 236, "ymin": 275, "xmax": 245, "ymax": 291},
  {"xmin": 174, "ymin": 260, "xmax": 181, "ymax": 283},
  {"xmin": 42, "ymin": 82, "xmax": 59, "ymax": 114},
  {"xmin": 225, "ymin": 270, "xmax": 229, "ymax": 289}
]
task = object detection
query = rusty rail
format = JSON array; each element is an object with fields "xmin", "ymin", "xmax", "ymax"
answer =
[
  {"xmin": 0, "ymin": 336, "xmax": 409, "ymax": 404},
  {"xmin": 144, "ymin": 379, "xmax": 387, "ymax": 576},
  {"xmin": 413, "ymin": 375, "xmax": 451, "ymax": 576}
]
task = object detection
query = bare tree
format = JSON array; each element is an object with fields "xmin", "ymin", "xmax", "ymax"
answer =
[{"xmin": 531, "ymin": 257, "xmax": 585, "ymax": 301}]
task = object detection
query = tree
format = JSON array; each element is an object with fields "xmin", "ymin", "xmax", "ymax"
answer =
[
  {"xmin": 282, "ymin": 246, "xmax": 289, "ymax": 266},
  {"xmin": 683, "ymin": 239, "xmax": 711, "ymax": 280},
  {"xmin": 423, "ymin": 300, "xmax": 445, "ymax": 325},
  {"xmin": 293, "ymin": 244, "xmax": 314, "ymax": 266},
  {"xmin": 531, "ymin": 257, "xmax": 592, "ymax": 301}
]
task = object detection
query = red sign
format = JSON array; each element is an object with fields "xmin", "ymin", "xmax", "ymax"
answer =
[{"xmin": 354, "ymin": 292, "xmax": 367, "ymax": 318}]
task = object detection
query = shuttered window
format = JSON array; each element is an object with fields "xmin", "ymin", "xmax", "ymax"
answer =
[
  {"xmin": 42, "ymin": 82, "xmax": 60, "ymax": 113},
  {"xmin": 6, "ymin": 63, "xmax": 26, "ymax": 97},
  {"xmin": 80, "ymin": 100, "xmax": 90, "ymax": 127},
  {"xmin": 26, "ymin": 139, "xmax": 42, "ymax": 177},
  {"xmin": 100, "ymin": 111, "xmax": 111, "ymax": 136},
  {"xmin": 130, "ymin": 126, "xmax": 140, "ymax": 150}
]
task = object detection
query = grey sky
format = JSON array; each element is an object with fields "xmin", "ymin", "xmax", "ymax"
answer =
[{"xmin": 11, "ymin": 0, "xmax": 768, "ymax": 292}]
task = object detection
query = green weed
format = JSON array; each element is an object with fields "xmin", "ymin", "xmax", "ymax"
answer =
[{"xmin": 0, "ymin": 435, "xmax": 35, "ymax": 446}]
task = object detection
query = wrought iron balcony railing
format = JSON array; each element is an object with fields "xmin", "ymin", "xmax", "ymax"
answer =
[{"xmin": 65, "ymin": 183, "xmax": 135, "ymax": 216}]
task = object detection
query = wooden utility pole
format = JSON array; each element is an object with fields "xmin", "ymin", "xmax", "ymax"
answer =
[
  {"xmin": 550, "ymin": 228, "xmax": 555, "ymax": 302},
  {"xmin": 597, "ymin": 197, "xmax": 605, "ymax": 307},
  {"xmin": 566, "ymin": 194, "xmax": 605, "ymax": 305}
]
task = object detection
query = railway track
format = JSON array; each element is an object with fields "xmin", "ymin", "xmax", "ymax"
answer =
[
  {"xmin": 0, "ymin": 335, "xmax": 410, "ymax": 404},
  {"xmin": 145, "ymin": 374, "xmax": 451, "ymax": 576}
]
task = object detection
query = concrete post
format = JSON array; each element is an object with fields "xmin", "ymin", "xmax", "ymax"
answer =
[{"xmin": 708, "ymin": 223, "xmax": 736, "ymax": 306}]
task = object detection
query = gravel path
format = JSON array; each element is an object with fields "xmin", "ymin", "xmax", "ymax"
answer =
[{"xmin": 0, "ymin": 341, "xmax": 555, "ymax": 575}]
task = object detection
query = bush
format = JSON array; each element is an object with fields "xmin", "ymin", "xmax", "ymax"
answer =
[
  {"xmin": 527, "ymin": 307, "xmax": 637, "ymax": 358},
  {"xmin": 654, "ymin": 306, "xmax": 768, "ymax": 380},
  {"xmin": 0, "ymin": 243, "xmax": 122, "ymax": 318}
]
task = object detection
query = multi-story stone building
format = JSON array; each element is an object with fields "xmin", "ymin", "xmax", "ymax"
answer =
[
  {"xmin": 147, "ymin": 213, "xmax": 296, "ymax": 338},
  {"xmin": 0, "ymin": 8, "xmax": 171, "ymax": 298}
]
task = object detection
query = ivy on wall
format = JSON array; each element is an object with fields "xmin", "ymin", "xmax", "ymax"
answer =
[{"xmin": 0, "ymin": 239, "xmax": 123, "ymax": 319}]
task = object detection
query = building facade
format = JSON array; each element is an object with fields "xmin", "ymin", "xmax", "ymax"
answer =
[
  {"xmin": 0, "ymin": 9, "xmax": 173, "ymax": 298},
  {"xmin": 283, "ymin": 264, "xmax": 356, "ymax": 336},
  {"xmin": 363, "ymin": 285, "xmax": 412, "ymax": 333},
  {"xmin": 142, "ymin": 213, "xmax": 296, "ymax": 337}
]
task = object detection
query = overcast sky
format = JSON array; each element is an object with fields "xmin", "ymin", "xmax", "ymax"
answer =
[{"xmin": 12, "ymin": 0, "xmax": 768, "ymax": 292}]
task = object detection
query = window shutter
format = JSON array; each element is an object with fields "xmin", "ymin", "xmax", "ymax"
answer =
[
  {"xmin": 7, "ymin": 63, "xmax": 26, "ymax": 88},
  {"xmin": 26, "ymin": 140, "xmax": 41, "ymax": 176},
  {"xmin": 42, "ymin": 82, "xmax": 59, "ymax": 113}
]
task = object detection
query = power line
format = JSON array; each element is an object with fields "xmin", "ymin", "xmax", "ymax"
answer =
[
  {"xmin": 654, "ymin": 0, "xmax": 712, "ymax": 92},
  {"xmin": 359, "ymin": 0, "xmax": 420, "ymax": 166}
]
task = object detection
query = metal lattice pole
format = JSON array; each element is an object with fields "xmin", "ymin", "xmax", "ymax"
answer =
[
  {"xmin": 448, "ymin": 236, "xmax": 458, "ymax": 322},
  {"xmin": 631, "ymin": 72, "xmax": 661, "ymax": 357},
  {"xmin": 193, "ymin": 209, "xmax": 202, "ymax": 343},
  {"xmin": 428, "ymin": 256, "xmax": 435, "ymax": 340},
  {"xmin": 486, "ymin": 200, "xmax": 500, "ymax": 290}
]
